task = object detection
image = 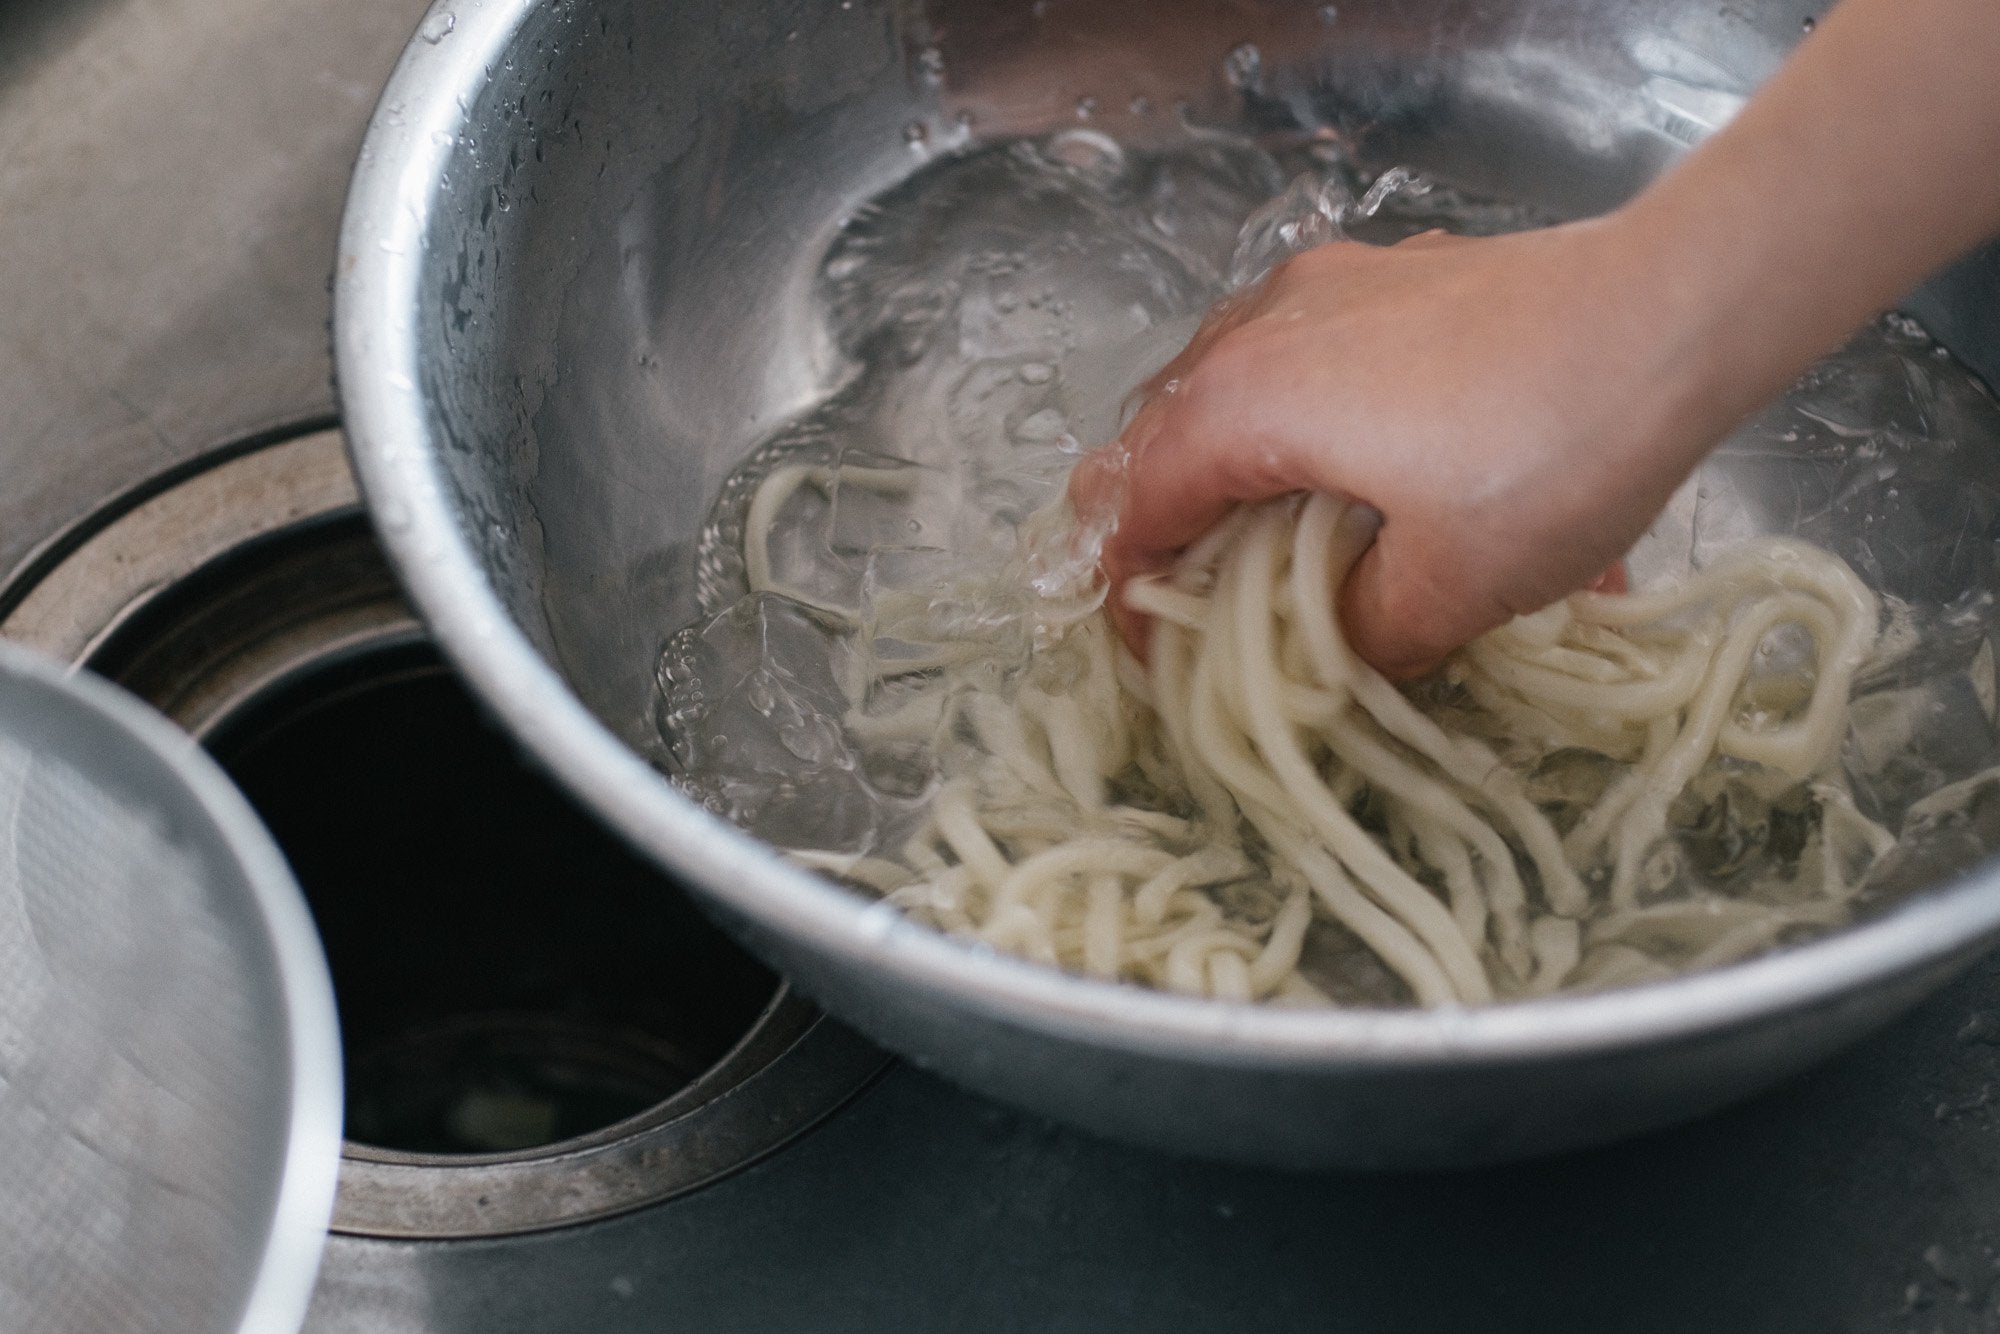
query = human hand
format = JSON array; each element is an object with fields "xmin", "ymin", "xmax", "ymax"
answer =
[
  {"xmin": 1072, "ymin": 0, "xmax": 2000, "ymax": 683},
  {"xmin": 1072, "ymin": 220, "xmax": 1729, "ymax": 679}
]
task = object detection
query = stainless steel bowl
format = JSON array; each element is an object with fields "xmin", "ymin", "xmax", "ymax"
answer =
[{"xmin": 336, "ymin": 0, "xmax": 2000, "ymax": 1168}]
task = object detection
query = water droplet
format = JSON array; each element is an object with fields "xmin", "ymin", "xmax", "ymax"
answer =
[
  {"xmin": 1018, "ymin": 362, "xmax": 1054, "ymax": 384},
  {"xmin": 1223, "ymin": 43, "xmax": 1263, "ymax": 94},
  {"xmin": 1075, "ymin": 95, "xmax": 1098, "ymax": 119},
  {"xmin": 1045, "ymin": 127, "xmax": 1124, "ymax": 179},
  {"xmin": 917, "ymin": 45, "xmax": 945, "ymax": 86},
  {"xmin": 418, "ymin": 12, "xmax": 457, "ymax": 43},
  {"xmin": 1800, "ymin": 14, "xmax": 1816, "ymax": 31},
  {"xmin": 903, "ymin": 120, "xmax": 929, "ymax": 148},
  {"xmin": 1128, "ymin": 95, "xmax": 1153, "ymax": 116},
  {"xmin": 1013, "ymin": 408, "xmax": 1068, "ymax": 442},
  {"xmin": 1957, "ymin": 1011, "xmax": 2000, "ymax": 1044},
  {"xmin": 1318, "ymin": 4, "xmax": 1339, "ymax": 23}
]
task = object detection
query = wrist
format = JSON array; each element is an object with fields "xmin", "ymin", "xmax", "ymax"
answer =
[
  {"xmin": 1560, "ymin": 202, "xmax": 1771, "ymax": 487},
  {"xmin": 1592, "ymin": 181, "xmax": 1832, "ymax": 474}
]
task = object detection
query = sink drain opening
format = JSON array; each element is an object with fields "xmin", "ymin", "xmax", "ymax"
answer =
[
  {"xmin": 205, "ymin": 641, "xmax": 779, "ymax": 1156},
  {"xmin": 0, "ymin": 429, "xmax": 888, "ymax": 1236}
]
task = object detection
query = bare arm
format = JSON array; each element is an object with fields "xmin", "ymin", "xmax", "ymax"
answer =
[{"xmin": 1078, "ymin": 0, "xmax": 2000, "ymax": 677}]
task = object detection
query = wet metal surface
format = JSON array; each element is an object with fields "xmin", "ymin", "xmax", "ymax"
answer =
[{"xmin": 0, "ymin": 0, "xmax": 421, "ymax": 583}]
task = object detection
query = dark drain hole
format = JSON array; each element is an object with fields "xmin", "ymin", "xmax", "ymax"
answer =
[{"xmin": 208, "ymin": 642, "xmax": 777, "ymax": 1156}]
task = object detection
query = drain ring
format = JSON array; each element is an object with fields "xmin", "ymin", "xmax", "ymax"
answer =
[{"xmin": 0, "ymin": 428, "xmax": 888, "ymax": 1238}]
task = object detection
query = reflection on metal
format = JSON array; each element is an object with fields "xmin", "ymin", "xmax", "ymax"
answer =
[{"xmin": 334, "ymin": 993, "xmax": 887, "ymax": 1238}]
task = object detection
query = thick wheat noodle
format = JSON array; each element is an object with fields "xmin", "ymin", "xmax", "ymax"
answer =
[
  {"xmin": 1220, "ymin": 518, "xmax": 1494, "ymax": 1002},
  {"xmin": 1408, "ymin": 815, "xmax": 1489, "ymax": 956},
  {"xmin": 1527, "ymin": 916, "xmax": 1584, "ymax": 995},
  {"xmin": 1593, "ymin": 593, "xmax": 1851, "ymax": 906},
  {"xmin": 741, "ymin": 460, "xmax": 1893, "ymax": 1005},
  {"xmin": 1083, "ymin": 874, "xmax": 1125, "ymax": 978},
  {"xmin": 990, "ymin": 842, "xmax": 1172, "ymax": 917},
  {"xmin": 744, "ymin": 464, "xmax": 921, "ymax": 619},
  {"xmin": 1285, "ymin": 504, "xmax": 1589, "ymax": 919},
  {"xmin": 1322, "ymin": 711, "xmax": 1532, "ymax": 973},
  {"xmin": 1469, "ymin": 630, "xmax": 1716, "ymax": 719}
]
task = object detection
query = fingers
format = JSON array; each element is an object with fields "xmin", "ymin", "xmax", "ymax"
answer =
[
  {"xmin": 1104, "ymin": 407, "xmax": 1240, "ymax": 571},
  {"xmin": 1085, "ymin": 366, "xmax": 1299, "ymax": 657},
  {"xmin": 1065, "ymin": 442, "xmax": 1126, "ymax": 530},
  {"xmin": 1067, "ymin": 445, "xmax": 1155, "ymax": 656},
  {"xmin": 1338, "ymin": 529, "xmax": 1515, "ymax": 681}
]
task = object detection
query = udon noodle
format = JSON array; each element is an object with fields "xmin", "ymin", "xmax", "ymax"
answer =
[{"xmin": 752, "ymin": 466, "xmax": 1897, "ymax": 1006}]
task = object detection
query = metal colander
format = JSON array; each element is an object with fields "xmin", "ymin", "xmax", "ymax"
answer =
[{"xmin": 0, "ymin": 641, "xmax": 341, "ymax": 1333}]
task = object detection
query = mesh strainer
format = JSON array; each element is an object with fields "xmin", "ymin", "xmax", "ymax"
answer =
[{"xmin": 0, "ymin": 641, "xmax": 341, "ymax": 1333}]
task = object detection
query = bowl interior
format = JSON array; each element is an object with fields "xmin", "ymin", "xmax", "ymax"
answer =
[{"xmin": 351, "ymin": 0, "xmax": 2000, "ymax": 1037}]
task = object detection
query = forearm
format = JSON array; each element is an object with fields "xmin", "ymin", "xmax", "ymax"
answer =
[
  {"xmin": 1613, "ymin": 0, "xmax": 2000, "ymax": 466},
  {"xmin": 1091, "ymin": 0, "xmax": 2000, "ymax": 673}
]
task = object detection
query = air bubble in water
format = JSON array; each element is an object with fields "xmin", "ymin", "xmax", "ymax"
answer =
[
  {"xmin": 1223, "ymin": 43, "xmax": 1263, "ymax": 94},
  {"xmin": 1013, "ymin": 408, "xmax": 1069, "ymax": 443},
  {"xmin": 1044, "ymin": 128, "xmax": 1124, "ymax": 182}
]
